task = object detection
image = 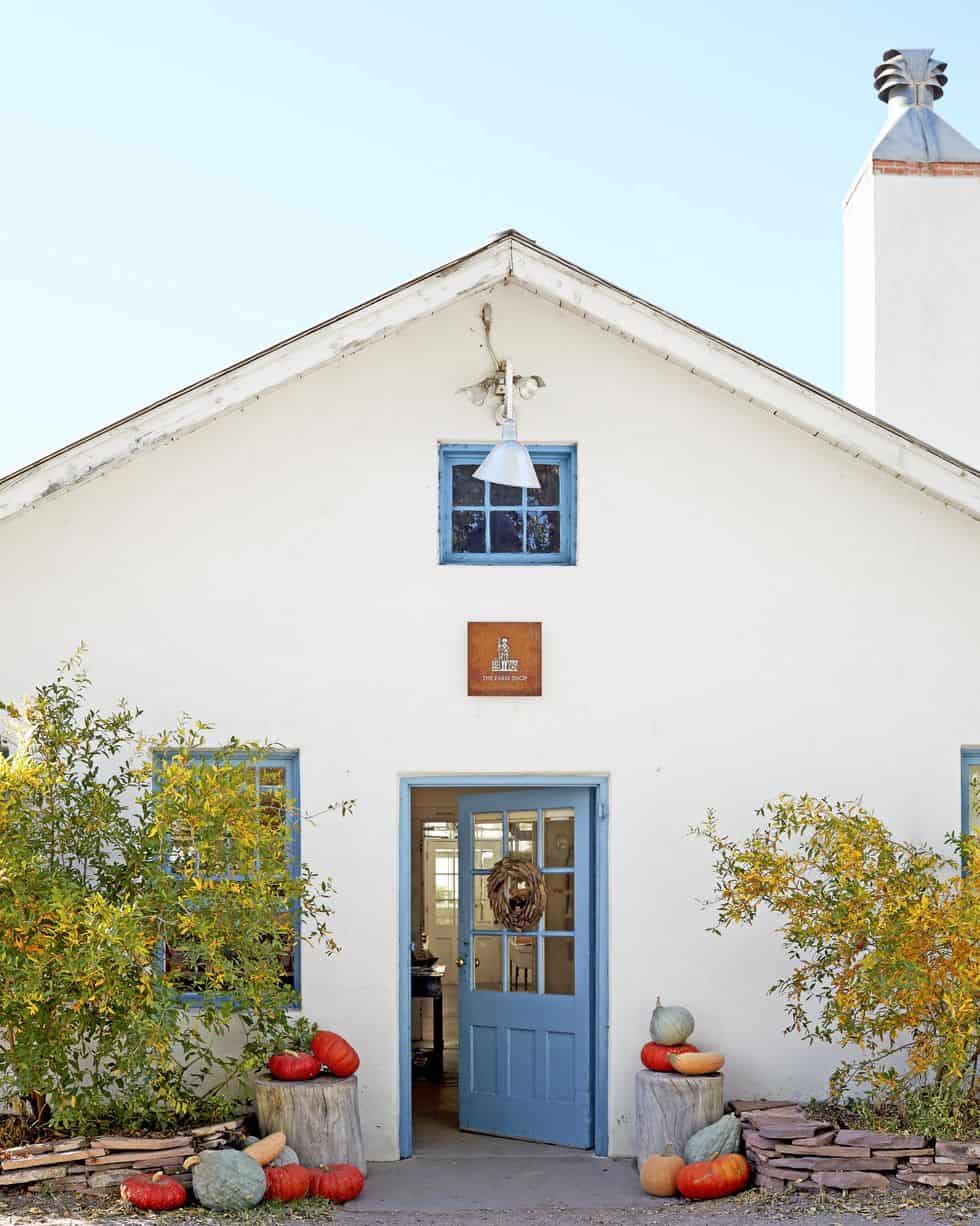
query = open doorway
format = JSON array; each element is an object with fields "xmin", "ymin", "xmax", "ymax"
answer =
[{"xmin": 402, "ymin": 778, "xmax": 609, "ymax": 1158}]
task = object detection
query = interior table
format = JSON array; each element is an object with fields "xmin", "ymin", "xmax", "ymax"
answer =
[{"xmin": 411, "ymin": 963, "xmax": 446, "ymax": 1079}]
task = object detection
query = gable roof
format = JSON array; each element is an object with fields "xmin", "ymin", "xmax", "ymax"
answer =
[{"xmin": 3, "ymin": 229, "xmax": 980, "ymax": 523}]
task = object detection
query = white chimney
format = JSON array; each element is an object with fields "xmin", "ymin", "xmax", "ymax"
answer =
[{"xmin": 843, "ymin": 49, "xmax": 980, "ymax": 462}]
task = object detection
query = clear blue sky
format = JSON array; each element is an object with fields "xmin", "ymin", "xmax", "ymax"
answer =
[{"xmin": 3, "ymin": 1, "xmax": 980, "ymax": 476}]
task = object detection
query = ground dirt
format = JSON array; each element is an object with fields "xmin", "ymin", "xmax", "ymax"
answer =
[{"xmin": 1, "ymin": 1188, "xmax": 980, "ymax": 1226}]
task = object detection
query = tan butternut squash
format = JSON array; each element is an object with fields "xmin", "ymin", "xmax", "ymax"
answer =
[
  {"xmin": 242, "ymin": 1131, "xmax": 286, "ymax": 1166},
  {"xmin": 666, "ymin": 1050, "xmax": 724, "ymax": 1075}
]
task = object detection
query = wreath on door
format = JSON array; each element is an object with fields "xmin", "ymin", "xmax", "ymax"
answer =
[{"xmin": 486, "ymin": 857, "xmax": 547, "ymax": 932}]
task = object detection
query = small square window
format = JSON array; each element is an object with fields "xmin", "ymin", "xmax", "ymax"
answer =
[{"xmin": 439, "ymin": 445, "xmax": 576, "ymax": 565}]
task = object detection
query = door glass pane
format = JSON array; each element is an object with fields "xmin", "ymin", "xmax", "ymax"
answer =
[
  {"xmin": 507, "ymin": 811, "xmax": 538, "ymax": 862},
  {"xmin": 545, "ymin": 936, "xmax": 574, "ymax": 995},
  {"xmin": 544, "ymin": 808, "xmax": 574, "ymax": 867},
  {"xmin": 508, "ymin": 936, "xmax": 538, "ymax": 993},
  {"xmin": 472, "ymin": 875, "xmax": 500, "ymax": 929},
  {"xmin": 473, "ymin": 934, "xmax": 502, "ymax": 991},
  {"xmin": 544, "ymin": 873, "xmax": 574, "ymax": 931},
  {"xmin": 473, "ymin": 814, "xmax": 503, "ymax": 868}
]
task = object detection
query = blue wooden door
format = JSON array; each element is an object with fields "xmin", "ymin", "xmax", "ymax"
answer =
[{"xmin": 457, "ymin": 789, "xmax": 592, "ymax": 1147}]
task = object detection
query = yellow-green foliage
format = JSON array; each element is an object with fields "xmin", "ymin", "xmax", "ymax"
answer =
[
  {"xmin": 695, "ymin": 795, "xmax": 980, "ymax": 1097},
  {"xmin": 0, "ymin": 652, "xmax": 345, "ymax": 1132}
]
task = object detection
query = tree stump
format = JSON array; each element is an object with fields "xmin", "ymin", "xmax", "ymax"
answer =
[
  {"xmin": 254, "ymin": 1074, "xmax": 366, "ymax": 1175},
  {"xmin": 635, "ymin": 1071, "xmax": 723, "ymax": 1168}
]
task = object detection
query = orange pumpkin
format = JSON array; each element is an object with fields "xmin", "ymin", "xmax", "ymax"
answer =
[
  {"xmin": 264, "ymin": 1164, "xmax": 311, "ymax": 1203},
  {"xmin": 639, "ymin": 1150, "xmax": 685, "ymax": 1196},
  {"xmin": 676, "ymin": 1153, "xmax": 750, "ymax": 1200},
  {"xmin": 641, "ymin": 1041, "xmax": 699, "ymax": 1073},
  {"xmin": 120, "ymin": 1171, "xmax": 187, "ymax": 1211},
  {"xmin": 666, "ymin": 1050, "xmax": 724, "ymax": 1076},
  {"xmin": 307, "ymin": 1163, "xmax": 365, "ymax": 1203},
  {"xmin": 311, "ymin": 1030, "xmax": 360, "ymax": 1078}
]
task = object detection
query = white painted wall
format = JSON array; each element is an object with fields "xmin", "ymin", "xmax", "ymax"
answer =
[
  {"xmin": 844, "ymin": 162, "xmax": 980, "ymax": 465},
  {"xmin": 2, "ymin": 284, "xmax": 980, "ymax": 1159}
]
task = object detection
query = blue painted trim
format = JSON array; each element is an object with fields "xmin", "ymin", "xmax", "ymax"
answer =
[
  {"xmin": 961, "ymin": 749, "xmax": 980, "ymax": 840},
  {"xmin": 152, "ymin": 749, "xmax": 302, "ymax": 1008},
  {"xmin": 438, "ymin": 444, "xmax": 577, "ymax": 565},
  {"xmin": 398, "ymin": 773, "xmax": 609, "ymax": 1158}
]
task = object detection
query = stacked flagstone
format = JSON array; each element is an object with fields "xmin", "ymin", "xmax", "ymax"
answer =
[
  {"xmin": 0, "ymin": 1118, "xmax": 246, "ymax": 1194},
  {"xmin": 731, "ymin": 1100, "xmax": 980, "ymax": 1193}
]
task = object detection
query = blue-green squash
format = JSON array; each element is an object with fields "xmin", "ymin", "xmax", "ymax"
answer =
[
  {"xmin": 187, "ymin": 1150, "xmax": 266, "ymax": 1210},
  {"xmin": 649, "ymin": 997, "xmax": 695, "ymax": 1045},
  {"xmin": 683, "ymin": 1114, "xmax": 742, "ymax": 1164},
  {"xmin": 269, "ymin": 1144, "xmax": 300, "ymax": 1168}
]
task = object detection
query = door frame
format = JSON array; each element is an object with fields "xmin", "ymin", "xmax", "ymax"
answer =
[{"xmin": 398, "ymin": 773, "xmax": 609, "ymax": 1158}]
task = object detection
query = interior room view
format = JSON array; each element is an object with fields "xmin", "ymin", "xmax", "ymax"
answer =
[{"xmin": 410, "ymin": 787, "xmax": 577, "ymax": 1152}]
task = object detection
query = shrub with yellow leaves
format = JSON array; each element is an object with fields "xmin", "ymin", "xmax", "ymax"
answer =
[
  {"xmin": 0, "ymin": 651, "xmax": 346, "ymax": 1133},
  {"xmin": 695, "ymin": 795, "xmax": 980, "ymax": 1101}
]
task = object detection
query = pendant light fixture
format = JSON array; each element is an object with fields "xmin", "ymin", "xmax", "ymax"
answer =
[{"xmin": 458, "ymin": 305, "xmax": 546, "ymax": 490}]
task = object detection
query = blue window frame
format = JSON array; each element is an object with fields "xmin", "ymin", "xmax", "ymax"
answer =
[
  {"xmin": 439, "ymin": 443, "xmax": 577, "ymax": 565},
  {"xmin": 155, "ymin": 750, "xmax": 302, "ymax": 1005},
  {"xmin": 961, "ymin": 749, "xmax": 980, "ymax": 839}
]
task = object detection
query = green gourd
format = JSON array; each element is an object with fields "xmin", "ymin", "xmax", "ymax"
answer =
[
  {"xmin": 683, "ymin": 1114, "xmax": 742, "ymax": 1164},
  {"xmin": 649, "ymin": 997, "xmax": 695, "ymax": 1045},
  {"xmin": 189, "ymin": 1150, "xmax": 267, "ymax": 1211}
]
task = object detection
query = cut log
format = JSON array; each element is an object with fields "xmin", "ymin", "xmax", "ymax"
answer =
[
  {"xmin": 634, "ymin": 1070, "xmax": 723, "ymax": 1169},
  {"xmin": 254, "ymin": 1073, "xmax": 366, "ymax": 1176}
]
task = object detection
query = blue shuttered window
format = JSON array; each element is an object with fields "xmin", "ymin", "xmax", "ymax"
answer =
[{"xmin": 439, "ymin": 444, "xmax": 577, "ymax": 565}]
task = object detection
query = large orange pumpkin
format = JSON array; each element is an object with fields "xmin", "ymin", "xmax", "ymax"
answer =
[
  {"xmin": 641, "ymin": 1041, "xmax": 699, "ymax": 1073},
  {"xmin": 307, "ymin": 1163, "xmax": 365, "ymax": 1203},
  {"xmin": 676, "ymin": 1153, "xmax": 750, "ymax": 1200},
  {"xmin": 312, "ymin": 1030, "xmax": 360, "ymax": 1077}
]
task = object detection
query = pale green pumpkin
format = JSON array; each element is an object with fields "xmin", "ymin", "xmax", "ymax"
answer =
[
  {"xmin": 649, "ymin": 996, "xmax": 695, "ymax": 1045},
  {"xmin": 188, "ymin": 1150, "xmax": 266, "ymax": 1211},
  {"xmin": 683, "ymin": 1113, "xmax": 742, "ymax": 1164}
]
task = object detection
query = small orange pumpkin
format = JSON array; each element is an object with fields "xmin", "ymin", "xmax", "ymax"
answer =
[
  {"xmin": 667, "ymin": 1050, "xmax": 724, "ymax": 1076},
  {"xmin": 639, "ymin": 1149, "xmax": 685, "ymax": 1196},
  {"xmin": 264, "ymin": 1164, "xmax": 311, "ymax": 1203},
  {"xmin": 120, "ymin": 1171, "xmax": 187, "ymax": 1211},
  {"xmin": 312, "ymin": 1030, "xmax": 360, "ymax": 1078},
  {"xmin": 676, "ymin": 1153, "xmax": 750, "ymax": 1200},
  {"xmin": 641, "ymin": 1041, "xmax": 699, "ymax": 1073},
  {"xmin": 307, "ymin": 1163, "xmax": 365, "ymax": 1203}
]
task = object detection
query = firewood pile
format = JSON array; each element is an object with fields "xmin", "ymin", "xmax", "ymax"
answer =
[
  {"xmin": 0, "ymin": 1118, "xmax": 247, "ymax": 1194},
  {"xmin": 732, "ymin": 1100, "xmax": 980, "ymax": 1192}
]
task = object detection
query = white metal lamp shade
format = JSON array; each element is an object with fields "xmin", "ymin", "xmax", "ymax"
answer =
[{"xmin": 473, "ymin": 420, "xmax": 541, "ymax": 489}]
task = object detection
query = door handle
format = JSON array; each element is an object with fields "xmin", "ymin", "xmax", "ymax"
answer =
[{"xmin": 455, "ymin": 957, "xmax": 465, "ymax": 967}]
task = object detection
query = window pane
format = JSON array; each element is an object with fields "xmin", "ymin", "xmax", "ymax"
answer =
[
  {"xmin": 490, "ymin": 482, "xmax": 522, "ymax": 507},
  {"xmin": 508, "ymin": 936, "xmax": 538, "ymax": 992},
  {"xmin": 453, "ymin": 510, "xmax": 486, "ymax": 553},
  {"xmin": 529, "ymin": 464, "xmax": 560, "ymax": 506},
  {"xmin": 507, "ymin": 812, "xmax": 538, "ymax": 863},
  {"xmin": 970, "ymin": 763, "xmax": 980, "ymax": 832},
  {"xmin": 544, "ymin": 873, "xmax": 574, "ymax": 931},
  {"xmin": 473, "ymin": 874, "xmax": 500, "ymax": 929},
  {"xmin": 527, "ymin": 510, "xmax": 560, "ymax": 553},
  {"xmin": 473, "ymin": 934, "xmax": 502, "ymax": 991},
  {"xmin": 452, "ymin": 464, "xmax": 485, "ymax": 506},
  {"xmin": 490, "ymin": 510, "xmax": 523, "ymax": 553},
  {"xmin": 473, "ymin": 814, "xmax": 503, "ymax": 868},
  {"xmin": 259, "ymin": 767, "xmax": 286, "ymax": 787},
  {"xmin": 544, "ymin": 808, "xmax": 574, "ymax": 867},
  {"xmin": 544, "ymin": 936, "xmax": 574, "ymax": 995}
]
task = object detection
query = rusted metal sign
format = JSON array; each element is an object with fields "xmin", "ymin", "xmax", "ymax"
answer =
[{"xmin": 467, "ymin": 622, "xmax": 542, "ymax": 697}]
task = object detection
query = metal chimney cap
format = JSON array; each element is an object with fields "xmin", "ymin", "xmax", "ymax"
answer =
[{"xmin": 874, "ymin": 48, "xmax": 948, "ymax": 105}]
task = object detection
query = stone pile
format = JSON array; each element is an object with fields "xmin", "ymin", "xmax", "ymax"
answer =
[
  {"xmin": 731, "ymin": 1100, "xmax": 980, "ymax": 1193},
  {"xmin": 0, "ymin": 1118, "xmax": 246, "ymax": 1194}
]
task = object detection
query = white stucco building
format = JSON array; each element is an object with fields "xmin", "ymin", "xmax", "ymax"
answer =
[{"xmin": 3, "ymin": 48, "xmax": 980, "ymax": 1161}]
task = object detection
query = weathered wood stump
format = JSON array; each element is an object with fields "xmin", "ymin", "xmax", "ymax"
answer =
[
  {"xmin": 254, "ymin": 1073, "xmax": 366, "ymax": 1175},
  {"xmin": 635, "ymin": 1070, "xmax": 723, "ymax": 1168}
]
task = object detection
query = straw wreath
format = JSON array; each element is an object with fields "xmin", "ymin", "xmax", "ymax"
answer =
[{"xmin": 486, "ymin": 857, "xmax": 547, "ymax": 932}]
